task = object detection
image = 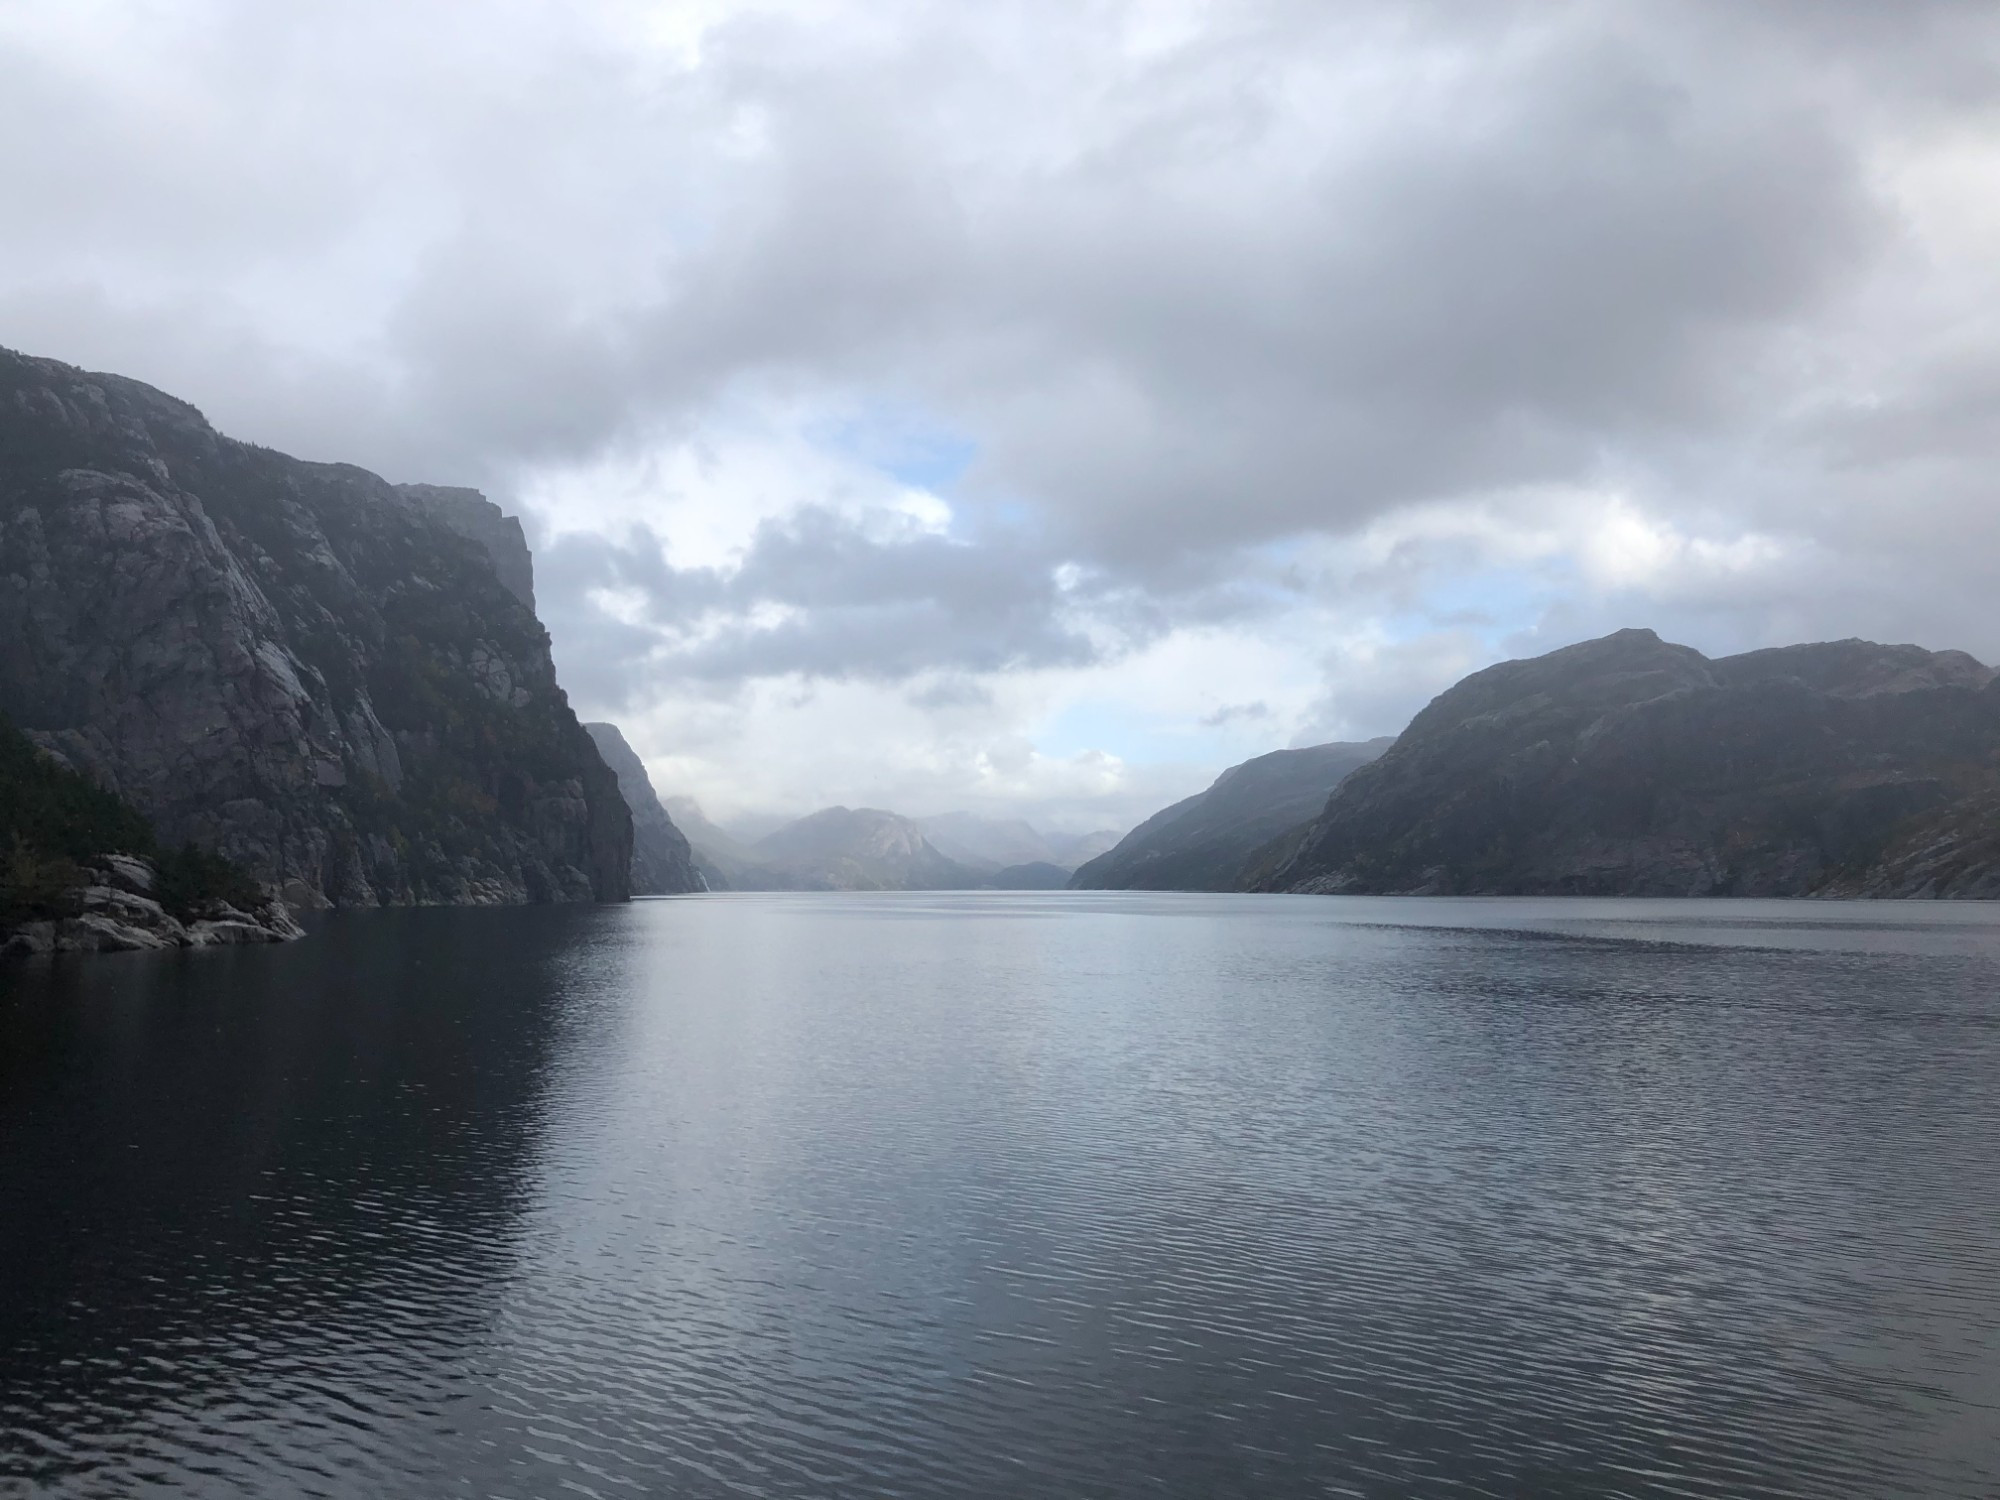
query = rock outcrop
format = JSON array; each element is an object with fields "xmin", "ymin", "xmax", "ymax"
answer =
[
  {"xmin": 0, "ymin": 347, "xmax": 631, "ymax": 908},
  {"xmin": 1071, "ymin": 738, "xmax": 1391, "ymax": 891},
  {"xmin": 399, "ymin": 483, "xmax": 536, "ymax": 611},
  {"xmin": 583, "ymin": 723, "xmax": 703, "ymax": 895},
  {"xmin": 0, "ymin": 851, "xmax": 304, "ymax": 957},
  {"xmin": 1264, "ymin": 629, "xmax": 2000, "ymax": 897}
]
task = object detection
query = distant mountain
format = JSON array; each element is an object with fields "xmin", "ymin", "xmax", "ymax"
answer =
[
  {"xmin": 1070, "ymin": 739, "xmax": 1393, "ymax": 891},
  {"xmin": 1263, "ymin": 628, "xmax": 2000, "ymax": 897},
  {"xmin": 916, "ymin": 812, "xmax": 1121, "ymax": 872},
  {"xmin": 1050, "ymin": 829, "xmax": 1122, "ymax": 867},
  {"xmin": 748, "ymin": 807, "xmax": 982, "ymax": 891},
  {"xmin": 981, "ymin": 861, "xmax": 1071, "ymax": 889},
  {"xmin": 917, "ymin": 812, "xmax": 1045, "ymax": 871},
  {"xmin": 659, "ymin": 796, "xmax": 766, "ymax": 890},
  {"xmin": 583, "ymin": 725, "xmax": 702, "ymax": 895}
]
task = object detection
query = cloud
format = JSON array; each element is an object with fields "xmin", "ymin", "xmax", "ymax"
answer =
[
  {"xmin": 4, "ymin": 0, "xmax": 2000, "ymax": 824},
  {"xmin": 538, "ymin": 504, "xmax": 1109, "ymax": 692},
  {"xmin": 1200, "ymin": 702, "xmax": 1271, "ymax": 729}
]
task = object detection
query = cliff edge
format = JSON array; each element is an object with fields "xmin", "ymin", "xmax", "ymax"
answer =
[{"xmin": 0, "ymin": 347, "xmax": 631, "ymax": 907}]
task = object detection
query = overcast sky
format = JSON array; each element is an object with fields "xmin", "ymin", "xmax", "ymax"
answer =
[{"xmin": 5, "ymin": 1, "xmax": 1999, "ymax": 831}]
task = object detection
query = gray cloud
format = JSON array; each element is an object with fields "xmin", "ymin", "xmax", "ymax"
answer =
[
  {"xmin": 5, "ymin": 0, "xmax": 2000, "ymax": 819},
  {"xmin": 538, "ymin": 506, "xmax": 1111, "ymax": 695}
]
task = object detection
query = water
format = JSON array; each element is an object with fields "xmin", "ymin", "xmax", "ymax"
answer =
[{"xmin": 2, "ymin": 893, "xmax": 1997, "ymax": 1498}]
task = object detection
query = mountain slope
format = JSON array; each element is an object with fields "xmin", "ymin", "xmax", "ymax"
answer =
[
  {"xmin": 660, "ymin": 797, "xmax": 769, "ymax": 890},
  {"xmin": 1071, "ymin": 738, "xmax": 1392, "ymax": 891},
  {"xmin": 1265, "ymin": 628, "xmax": 2000, "ymax": 897},
  {"xmin": 748, "ymin": 807, "xmax": 981, "ymax": 890},
  {"xmin": 583, "ymin": 724, "xmax": 702, "ymax": 895},
  {"xmin": 0, "ymin": 346, "xmax": 630, "ymax": 907}
]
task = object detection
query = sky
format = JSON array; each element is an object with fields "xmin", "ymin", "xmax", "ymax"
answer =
[{"xmin": 4, "ymin": 0, "xmax": 1999, "ymax": 832}]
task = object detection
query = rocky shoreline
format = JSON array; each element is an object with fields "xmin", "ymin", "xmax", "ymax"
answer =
[{"xmin": 1, "ymin": 852, "xmax": 304, "ymax": 958}]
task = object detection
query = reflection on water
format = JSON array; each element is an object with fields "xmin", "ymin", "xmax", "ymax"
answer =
[{"xmin": 2, "ymin": 893, "xmax": 1998, "ymax": 1497}]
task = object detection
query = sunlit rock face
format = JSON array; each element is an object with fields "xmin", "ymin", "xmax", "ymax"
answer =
[
  {"xmin": 0, "ymin": 346, "xmax": 631, "ymax": 908},
  {"xmin": 1266, "ymin": 628, "xmax": 2000, "ymax": 898},
  {"xmin": 583, "ymin": 723, "xmax": 703, "ymax": 895}
]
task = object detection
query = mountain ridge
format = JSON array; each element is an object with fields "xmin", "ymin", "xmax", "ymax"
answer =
[
  {"xmin": 1071, "ymin": 738, "xmax": 1392, "ymax": 891},
  {"xmin": 0, "ymin": 346, "xmax": 632, "ymax": 907},
  {"xmin": 583, "ymin": 724, "xmax": 703, "ymax": 895},
  {"xmin": 1265, "ymin": 628, "xmax": 2000, "ymax": 897}
]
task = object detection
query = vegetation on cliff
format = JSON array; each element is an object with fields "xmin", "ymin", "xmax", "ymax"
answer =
[
  {"xmin": 1, "ymin": 715, "xmax": 261, "ymax": 927},
  {"xmin": 0, "ymin": 347, "xmax": 631, "ymax": 908}
]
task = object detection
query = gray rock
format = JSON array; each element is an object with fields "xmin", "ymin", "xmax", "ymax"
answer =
[
  {"xmin": 0, "ymin": 348, "xmax": 632, "ymax": 908},
  {"xmin": 2, "ymin": 853, "xmax": 306, "ymax": 957},
  {"xmin": 399, "ymin": 484, "xmax": 536, "ymax": 612},
  {"xmin": 583, "ymin": 723, "xmax": 703, "ymax": 894},
  {"xmin": 1, "ymin": 921, "xmax": 56, "ymax": 957}
]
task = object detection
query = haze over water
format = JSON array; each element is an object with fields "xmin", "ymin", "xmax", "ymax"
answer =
[{"xmin": 3, "ymin": 894, "xmax": 1997, "ymax": 1498}]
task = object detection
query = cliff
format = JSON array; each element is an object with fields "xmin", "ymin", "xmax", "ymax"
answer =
[
  {"xmin": 1071, "ymin": 739, "xmax": 1391, "ymax": 891},
  {"xmin": 1, "ymin": 714, "xmax": 303, "ymax": 954},
  {"xmin": 1265, "ymin": 629, "xmax": 2000, "ymax": 897},
  {"xmin": 399, "ymin": 484, "xmax": 536, "ymax": 611},
  {"xmin": 0, "ymin": 347, "xmax": 631, "ymax": 907},
  {"xmin": 583, "ymin": 723, "xmax": 703, "ymax": 894}
]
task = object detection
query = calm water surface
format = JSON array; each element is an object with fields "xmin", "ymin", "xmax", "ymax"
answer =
[{"xmin": 1, "ymin": 893, "xmax": 1997, "ymax": 1498}]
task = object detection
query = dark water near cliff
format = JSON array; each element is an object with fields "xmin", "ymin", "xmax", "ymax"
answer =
[{"xmin": 2, "ymin": 894, "xmax": 1998, "ymax": 1498}]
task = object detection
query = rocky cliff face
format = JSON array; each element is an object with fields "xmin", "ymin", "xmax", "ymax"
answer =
[
  {"xmin": 1265, "ymin": 629, "xmax": 2000, "ymax": 897},
  {"xmin": 583, "ymin": 723, "xmax": 703, "ymax": 895},
  {"xmin": 1071, "ymin": 738, "xmax": 1391, "ymax": 891},
  {"xmin": 400, "ymin": 483, "xmax": 536, "ymax": 612},
  {"xmin": 0, "ymin": 347, "xmax": 631, "ymax": 908}
]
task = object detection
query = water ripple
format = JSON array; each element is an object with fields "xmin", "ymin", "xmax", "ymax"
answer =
[{"xmin": 1, "ymin": 895, "xmax": 1997, "ymax": 1496}]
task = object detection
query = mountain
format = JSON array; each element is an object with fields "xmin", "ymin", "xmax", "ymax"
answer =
[
  {"xmin": 583, "ymin": 724, "xmax": 702, "ymax": 894},
  {"xmin": 1050, "ymin": 828, "xmax": 1122, "ymax": 867},
  {"xmin": 747, "ymin": 807, "xmax": 982, "ymax": 890},
  {"xmin": 661, "ymin": 797, "xmax": 768, "ymax": 890},
  {"xmin": 981, "ymin": 861, "xmax": 1071, "ymax": 889},
  {"xmin": 1070, "ymin": 738, "xmax": 1393, "ymax": 891},
  {"xmin": 1, "ymin": 714, "xmax": 302, "ymax": 954},
  {"xmin": 918, "ymin": 813, "xmax": 1129, "ymax": 873},
  {"xmin": 917, "ymin": 812, "xmax": 1041, "ymax": 871},
  {"xmin": 1264, "ymin": 628, "xmax": 2000, "ymax": 897},
  {"xmin": 399, "ymin": 483, "xmax": 537, "ymax": 611},
  {"xmin": 917, "ymin": 812, "xmax": 1112, "ymax": 872},
  {"xmin": 0, "ymin": 347, "xmax": 631, "ymax": 907}
]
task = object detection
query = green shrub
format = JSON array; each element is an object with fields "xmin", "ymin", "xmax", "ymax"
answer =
[
  {"xmin": 0, "ymin": 719, "xmax": 154, "ymax": 862},
  {"xmin": 0, "ymin": 716, "xmax": 266, "ymax": 926},
  {"xmin": 0, "ymin": 837, "xmax": 86, "ymax": 925},
  {"xmin": 154, "ymin": 842, "xmax": 265, "ymax": 921}
]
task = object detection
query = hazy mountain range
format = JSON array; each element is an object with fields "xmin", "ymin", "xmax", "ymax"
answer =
[
  {"xmin": 657, "ymin": 801, "xmax": 1123, "ymax": 892},
  {"xmin": 12, "ymin": 349, "xmax": 2000, "ymax": 929}
]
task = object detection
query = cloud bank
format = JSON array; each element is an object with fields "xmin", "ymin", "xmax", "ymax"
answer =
[{"xmin": 4, "ymin": 0, "xmax": 1998, "ymax": 826}]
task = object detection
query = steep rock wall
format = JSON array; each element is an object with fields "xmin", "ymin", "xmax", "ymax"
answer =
[
  {"xmin": 583, "ymin": 723, "xmax": 703, "ymax": 895},
  {"xmin": 0, "ymin": 347, "xmax": 631, "ymax": 908}
]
